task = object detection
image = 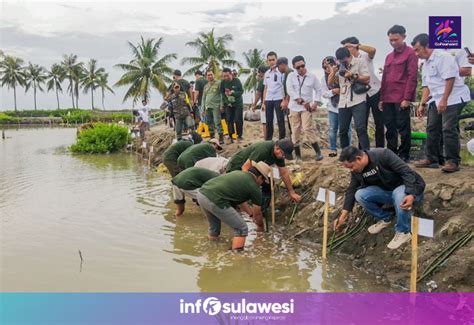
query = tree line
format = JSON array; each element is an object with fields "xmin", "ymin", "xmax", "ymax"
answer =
[{"xmin": 0, "ymin": 29, "xmax": 267, "ymax": 112}]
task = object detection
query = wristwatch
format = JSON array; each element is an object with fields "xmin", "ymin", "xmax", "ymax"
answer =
[{"xmin": 421, "ymin": 103, "xmax": 427, "ymax": 107}]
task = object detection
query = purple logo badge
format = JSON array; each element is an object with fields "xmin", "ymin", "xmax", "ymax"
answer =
[{"xmin": 429, "ymin": 16, "xmax": 461, "ymax": 48}]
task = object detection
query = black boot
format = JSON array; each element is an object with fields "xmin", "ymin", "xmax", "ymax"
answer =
[
  {"xmin": 312, "ymin": 142, "xmax": 324, "ymax": 161},
  {"xmin": 218, "ymin": 133, "xmax": 225, "ymax": 145},
  {"xmin": 294, "ymin": 145, "xmax": 302, "ymax": 161}
]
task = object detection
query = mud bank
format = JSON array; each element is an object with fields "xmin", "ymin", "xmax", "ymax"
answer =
[{"xmin": 135, "ymin": 119, "xmax": 473, "ymax": 292}]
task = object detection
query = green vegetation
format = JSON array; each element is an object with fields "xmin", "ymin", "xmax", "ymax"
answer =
[
  {"xmin": 70, "ymin": 123, "xmax": 131, "ymax": 154},
  {"xmin": 0, "ymin": 112, "xmax": 20, "ymax": 123},
  {"xmin": 0, "ymin": 109, "xmax": 133, "ymax": 124}
]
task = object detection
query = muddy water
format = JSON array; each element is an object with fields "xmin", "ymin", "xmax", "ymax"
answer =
[{"xmin": 0, "ymin": 128, "xmax": 387, "ymax": 292}]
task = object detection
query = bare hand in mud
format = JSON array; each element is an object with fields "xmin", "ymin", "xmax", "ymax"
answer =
[
  {"xmin": 334, "ymin": 210, "xmax": 349, "ymax": 231},
  {"xmin": 289, "ymin": 191, "xmax": 301, "ymax": 203}
]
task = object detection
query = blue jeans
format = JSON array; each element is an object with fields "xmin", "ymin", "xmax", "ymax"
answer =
[
  {"xmin": 328, "ymin": 111, "xmax": 352, "ymax": 151},
  {"xmin": 355, "ymin": 185, "xmax": 423, "ymax": 233}
]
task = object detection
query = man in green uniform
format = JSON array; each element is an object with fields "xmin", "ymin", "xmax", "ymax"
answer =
[
  {"xmin": 171, "ymin": 167, "xmax": 220, "ymax": 217},
  {"xmin": 162, "ymin": 132, "xmax": 202, "ymax": 177},
  {"xmin": 197, "ymin": 161, "xmax": 272, "ymax": 250},
  {"xmin": 201, "ymin": 70, "xmax": 224, "ymax": 144},
  {"xmin": 177, "ymin": 139, "xmax": 223, "ymax": 170},
  {"xmin": 166, "ymin": 69, "xmax": 192, "ymax": 100},
  {"xmin": 168, "ymin": 83, "xmax": 194, "ymax": 140},
  {"xmin": 221, "ymin": 67, "xmax": 244, "ymax": 142},
  {"xmin": 277, "ymin": 57, "xmax": 293, "ymax": 134},
  {"xmin": 193, "ymin": 70, "xmax": 208, "ymax": 119}
]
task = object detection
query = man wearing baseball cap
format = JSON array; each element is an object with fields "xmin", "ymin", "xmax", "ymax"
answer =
[{"xmin": 197, "ymin": 161, "xmax": 272, "ymax": 250}]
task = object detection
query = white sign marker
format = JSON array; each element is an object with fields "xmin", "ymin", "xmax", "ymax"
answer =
[{"xmin": 417, "ymin": 218, "xmax": 434, "ymax": 238}]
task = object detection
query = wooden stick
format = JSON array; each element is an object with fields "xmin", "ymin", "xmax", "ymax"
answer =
[
  {"xmin": 148, "ymin": 146, "xmax": 154, "ymax": 167},
  {"xmin": 270, "ymin": 171, "xmax": 276, "ymax": 225},
  {"xmin": 410, "ymin": 216, "xmax": 419, "ymax": 293},
  {"xmin": 322, "ymin": 190, "xmax": 329, "ymax": 259}
]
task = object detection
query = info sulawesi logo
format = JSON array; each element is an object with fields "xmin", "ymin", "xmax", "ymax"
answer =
[
  {"xmin": 179, "ymin": 297, "xmax": 295, "ymax": 316},
  {"xmin": 429, "ymin": 16, "xmax": 461, "ymax": 49}
]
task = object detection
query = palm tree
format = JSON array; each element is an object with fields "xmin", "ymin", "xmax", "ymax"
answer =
[
  {"xmin": 0, "ymin": 55, "xmax": 27, "ymax": 111},
  {"xmin": 25, "ymin": 63, "xmax": 47, "ymax": 110},
  {"xmin": 240, "ymin": 48, "xmax": 266, "ymax": 93},
  {"xmin": 61, "ymin": 54, "xmax": 83, "ymax": 108},
  {"xmin": 81, "ymin": 59, "xmax": 105, "ymax": 109},
  {"xmin": 181, "ymin": 29, "xmax": 239, "ymax": 77},
  {"xmin": 115, "ymin": 36, "xmax": 176, "ymax": 104},
  {"xmin": 46, "ymin": 64, "xmax": 65, "ymax": 109},
  {"xmin": 96, "ymin": 73, "xmax": 114, "ymax": 110}
]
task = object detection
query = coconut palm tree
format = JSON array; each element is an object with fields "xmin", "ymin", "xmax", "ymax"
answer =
[
  {"xmin": 240, "ymin": 48, "xmax": 266, "ymax": 93},
  {"xmin": 25, "ymin": 63, "xmax": 47, "ymax": 110},
  {"xmin": 181, "ymin": 29, "xmax": 239, "ymax": 77},
  {"xmin": 61, "ymin": 54, "xmax": 83, "ymax": 108},
  {"xmin": 0, "ymin": 55, "xmax": 27, "ymax": 111},
  {"xmin": 115, "ymin": 36, "xmax": 176, "ymax": 104},
  {"xmin": 96, "ymin": 72, "xmax": 114, "ymax": 110},
  {"xmin": 46, "ymin": 64, "xmax": 65, "ymax": 109},
  {"xmin": 81, "ymin": 59, "xmax": 105, "ymax": 109}
]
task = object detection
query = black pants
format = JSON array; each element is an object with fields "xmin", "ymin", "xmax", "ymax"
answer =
[
  {"xmin": 366, "ymin": 91, "xmax": 385, "ymax": 148},
  {"xmin": 265, "ymin": 100, "xmax": 286, "ymax": 140},
  {"xmin": 339, "ymin": 102, "xmax": 370, "ymax": 150},
  {"xmin": 225, "ymin": 105, "xmax": 244, "ymax": 138},
  {"xmin": 383, "ymin": 103, "xmax": 411, "ymax": 160},
  {"xmin": 426, "ymin": 101, "xmax": 466, "ymax": 165}
]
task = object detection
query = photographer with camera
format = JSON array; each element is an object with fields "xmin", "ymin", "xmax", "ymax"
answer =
[
  {"xmin": 321, "ymin": 56, "xmax": 352, "ymax": 157},
  {"xmin": 286, "ymin": 55, "xmax": 323, "ymax": 161},
  {"xmin": 168, "ymin": 83, "xmax": 195, "ymax": 140},
  {"xmin": 329, "ymin": 47, "xmax": 371, "ymax": 150},
  {"xmin": 341, "ymin": 37, "xmax": 384, "ymax": 148}
]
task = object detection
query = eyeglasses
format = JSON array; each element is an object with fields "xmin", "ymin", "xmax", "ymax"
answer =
[{"xmin": 295, "ymin": 64, "xmax": 305, "ymax": 70}]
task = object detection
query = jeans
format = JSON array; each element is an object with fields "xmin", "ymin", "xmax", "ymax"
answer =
[
  {"xmin": 197, "ymin": 191, "xmax": 248, "ymax": 237},
  {"xmin": 225, "ymin": 105, "xmax": 244, "ymax": 138},
  {"xmin": 383, "ymin": 103, "xmax": 411, "ymax": 160},
  {"xmin": 426, "ymin": 101, "xmax": 466, "ymax": 165},
  {"xmin": 175, "ymin": 115, "xmax": 194, "ymax": 140},
  {"xmin": 328, "ymin": 111, "xmax": 352, "ymax": 151},
  {"xmin": 265, "ymin": 100, "xmax": 286, "ymax": 140},
  {"xmin": 366, "ymin": 91, "xmax": 385, "ymax": 148},
  {"xmin": 206, "ymin": 107, "xmax": 223, "ymax": 137},
  {"xmin": 339, "ymin": 102, "xmax": 370, "ymax": 150},
  {"xmin": 355, "ymin": 185, "xmax": 423, "ymax": 233}
]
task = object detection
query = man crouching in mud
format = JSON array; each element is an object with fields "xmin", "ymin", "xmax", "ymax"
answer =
[{"xmin": 334, "ymin": 146, "xmax": 425, "ymax": 250}]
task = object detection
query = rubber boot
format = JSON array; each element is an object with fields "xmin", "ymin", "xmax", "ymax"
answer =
[
  {"xmin": 312, "ymin": 142, "xmax": 324, "ymax": 161},
  {"xmin": 294, "ymin": 145, "xmax": 302, "ymax": 161},
  {"xmin": 231, "ymin": 236, "xmax": 246, "ymax": 251},
  {"xmin": 175, "ymin": 203, "xmax": 185, "ymax": 217}
]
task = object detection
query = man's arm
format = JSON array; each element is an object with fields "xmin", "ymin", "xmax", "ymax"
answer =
[
  {"xmin": 286, "ymin": 73, "xmax": 299, "ymax": 102},
  {"xmin": 232, "ymin": 79, "xmax": 244, "ymax": 98},
  {"xmin": 278, "ymin": 166, "xmax": 301, "ymax": 202},
  {"xmin": 403, "ymin": 52, "xmax": 419, "ymax": 103},
  {"xmin": 359, "ymin": 44, "xmax": 376, "ymax": 59},
  {"xmin": 416, "ymin": 86, "xmax": 430, "ymax": 118},
  {"xmin": 381, "ymin": 149, "xmax": 424, "ymax": 197}
]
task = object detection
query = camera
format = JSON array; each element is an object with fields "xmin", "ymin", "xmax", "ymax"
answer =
[{"xmin": 338, "ymin": 63, "xmax": 348, "ymax": 77}]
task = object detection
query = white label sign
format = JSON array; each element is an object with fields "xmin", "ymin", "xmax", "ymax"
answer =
[
  {"xmin": 418, "ymin": 218, "xmax": 434, "ymax": 238},
  {"xmin": 272, "ymin": 167, "xmax": 280, "ymax": 180},
  {"xmin": 316, "ymin": 188, "xmax": 336, "ymax": 206}
]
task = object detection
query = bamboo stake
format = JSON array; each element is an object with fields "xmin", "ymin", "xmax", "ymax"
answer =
[
  {"xmin": 270, "ymin": 171, "xmax": 275, "ymax": 225},
  {"xmin": 322, "ymin": 190, "xmax": 329, "ymax": 259},
  {"xmin": 410, "ymin": 216, "xmax": 419, "ymax": 293}
]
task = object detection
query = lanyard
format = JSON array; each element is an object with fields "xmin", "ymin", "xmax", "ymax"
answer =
[{"xmin": 297, "ymin": 75, "xmax": 307, "ymax": 98}]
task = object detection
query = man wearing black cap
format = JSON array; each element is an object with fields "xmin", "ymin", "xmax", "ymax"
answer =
[
  {"xmin": 221, "ymin": 67, "xmax": 244, "ymax": 143},
  {"xmin": 193, "ymin": 70, "xmax": 207, "ymax": 120},
  {"xmin": 167, "ymin": 69, "xmax": 192, "ymax": 101},
  {"xmin": 226, "ymin": 138, "xmax": 302, "ymax": 203}
]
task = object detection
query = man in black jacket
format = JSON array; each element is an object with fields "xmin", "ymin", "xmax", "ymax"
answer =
[{"xmin": 334, "ymin": 146, "xmax": 425, "ymax": 249}]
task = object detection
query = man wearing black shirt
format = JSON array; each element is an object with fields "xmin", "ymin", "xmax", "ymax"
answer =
[{"xmin": 334, "ymin": 146, "xmax": 425, "ymax": 249}]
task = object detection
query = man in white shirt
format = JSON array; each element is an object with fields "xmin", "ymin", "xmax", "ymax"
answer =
[
  {"xmin": 341, "ymin": 37, "xmax": 384, "ymax": 148},
  {"xmin": 262, "ymin": 51, "xmax": 286, "ymax": 140},
  {"xmin": 286, "ymin": 55, "xmax": 323, "ymax": 161},
  {"xmin": 412, "ymin": 33, "xmax": 471, "ymax": 173}
]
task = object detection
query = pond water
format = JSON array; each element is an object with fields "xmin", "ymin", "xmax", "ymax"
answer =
[{"xmin": 0, "ymin": 128, "xmax": 388, "ymax": 292}]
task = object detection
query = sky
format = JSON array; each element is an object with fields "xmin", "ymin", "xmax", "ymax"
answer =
[{"xmin": 0, "ymin": 0, "xmax": 473, "ymax": 110}]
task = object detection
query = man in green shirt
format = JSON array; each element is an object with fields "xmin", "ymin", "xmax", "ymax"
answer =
[
  {"xmin": 166, "ymin": 69, "xmax": 192, "ymax": 100},
  {"xmin": 169, "ymin": 83, "xmax": 195, "ymax": 140},
  {"xmin": 197, "ymin": 161, "xmax": 272, "ymax": 250},
  {"xmin": 277, "ymin": 57, "xmax": 293, "ymax": 134},
  {"xmin": 221, "ymin": 67, "xmax": 244, "ymax": 143},
  {"xmin": 171, "ymin": 167, "xmax": 219, "ymax": 217},
  {"xmin": 193, "ymin": 70, "xmax": 208, "ymax": 112},
  {"xmin": 162, "ymin": 132, "xmax": 202, "ymax": 177},
  {"xmin": 202, "ymin": 70, "xmax": 224, "ymax": 144},
  {"xmin": 177, "ymin": 139, "xmax": 223, "ymax": 170},
  {"xmin": 226, "ymin": 138, "xmax": 302, "ymax": 226}
]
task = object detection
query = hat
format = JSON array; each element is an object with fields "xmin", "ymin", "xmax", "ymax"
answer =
[
  {"xmin": 173, "ymin": 69, "xmax": 182, "ymax": 76},
  {"xmin": 251, "ymin": 161, "xmax": 272, "ymax": 182},
  {"xmin": 276, "ymin": 139, "xmax": 294, "ymax": 160},
  {"xmin": 209, "ymin": 138, "xmax": 223, "ymax": 151},
  {"xmin": 276, "ymin": 57, "xmax": 288, "ymax": 66}
]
